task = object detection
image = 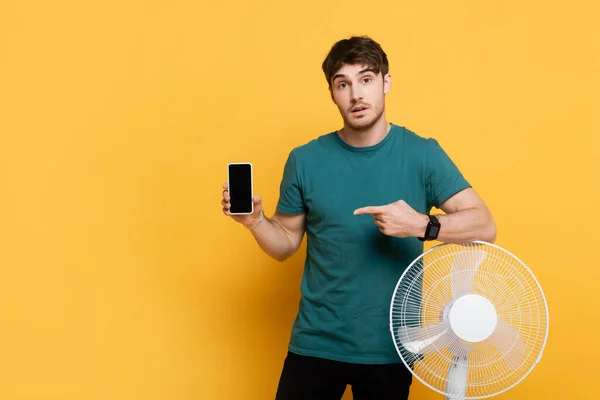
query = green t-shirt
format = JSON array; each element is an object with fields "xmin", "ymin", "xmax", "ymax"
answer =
[{"xmin": 276, "ymin": 123, "xmax": 471, "ymax": 364}]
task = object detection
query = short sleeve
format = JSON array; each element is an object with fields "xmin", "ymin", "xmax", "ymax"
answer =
[
  {"xmin": 276, "ymin": 150, "xmax": 306, "ymax": 214},
  {"xmin": 425, "ymin": 138, "xmax": 472, "ymax": 210}
]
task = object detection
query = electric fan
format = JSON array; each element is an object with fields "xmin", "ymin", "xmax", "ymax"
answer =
[{"xmin": 390, "ymin": 241, "xmax": 548, "ymax": 399}]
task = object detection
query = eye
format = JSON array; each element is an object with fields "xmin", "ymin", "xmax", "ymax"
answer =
[
  {"xmin": 363, "ymin": 77, "xmax": 372, "ymax": 83},
  {"xmin": 338, "ymin": 82, "xmax": 348, "ymax": 89}
]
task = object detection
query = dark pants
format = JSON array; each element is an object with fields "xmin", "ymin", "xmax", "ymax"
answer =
[{"xmin": 275, "ymin": 351, "xmax": 413, "ymax": 400}]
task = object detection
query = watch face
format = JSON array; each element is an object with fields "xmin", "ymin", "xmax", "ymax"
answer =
[{"xmin": 429, "ymin": 225, "xmax": 440, "ymax": 238}]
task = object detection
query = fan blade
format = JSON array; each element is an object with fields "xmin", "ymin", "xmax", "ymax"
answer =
[
  {"xmin": 451, "ymin": 249, "xmax": 486, "ymax": 299},
  {"xmin": 489, "ymin": 317, "xmax": 527, "ymax": 370},
  {"xmin": 444, "ymin": 356, "xmax": 469, "ymax": 400},
  {"xmin": 397, "ymin": 321, "xmax": 455, "ymax": 354}
]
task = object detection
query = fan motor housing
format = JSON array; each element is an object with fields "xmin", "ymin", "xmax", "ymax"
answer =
[{"xmin": 448, "ymin": 294, "xmax": 498, "ymax": 343}]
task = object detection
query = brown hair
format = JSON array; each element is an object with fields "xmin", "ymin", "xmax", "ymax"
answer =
[{"xmin": 321, "ymin": 36, "xmax": 389, "ymax": 88}]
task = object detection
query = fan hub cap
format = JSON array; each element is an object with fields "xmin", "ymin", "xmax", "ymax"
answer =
[{"xmin": 448, "ymin": 294, "xmax": 497, "ymax": 343}]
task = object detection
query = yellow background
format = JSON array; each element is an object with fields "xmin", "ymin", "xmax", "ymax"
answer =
[{"xmin": 1, "ymin": 0, "xmax": 598, "ymax": 399}]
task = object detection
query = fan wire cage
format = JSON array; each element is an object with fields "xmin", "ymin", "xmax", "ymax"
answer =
[{"xmin": 390, "ymin": 241, "xmax": 549, "ymax": 399}]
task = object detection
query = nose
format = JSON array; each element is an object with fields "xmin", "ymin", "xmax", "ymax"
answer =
[{"xmin": 350, "ymin": 84, "xmax": 363, "ymax": 102}]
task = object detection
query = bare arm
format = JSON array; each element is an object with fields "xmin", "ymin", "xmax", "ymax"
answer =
[
  {"xmin": 222, "ymin": 182, "xmax": 306, "ymax": 262},
  {"xmin": 424, "ymin": 188, "xmax": 496, "ymax": 244},
  {"xmin": 354, "ymin": 188, "xmax": 496, "ymax": 244},
  {"xmin": 251, "ymin": 211, "xmax": 306, "ymax": 262}
]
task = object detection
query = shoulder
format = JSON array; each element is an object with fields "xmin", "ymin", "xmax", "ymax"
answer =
[
  {"xmin": 393, "ymin": 125, "xmax": 444, "ymax": 160},
  {"xmin": 286, "ymin": 130, "xmax": 337, "ymax": 160},
  {"xmin": 396, "ymin": 125, "xmax": 438, "ymax": 148}
]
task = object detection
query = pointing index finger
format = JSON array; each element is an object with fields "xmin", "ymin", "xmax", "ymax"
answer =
[{"xmin": 353, "ymin": 206, "xmax": 383, "ymax": 216}]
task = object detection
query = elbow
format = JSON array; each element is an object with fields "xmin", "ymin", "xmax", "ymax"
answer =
[
  {"xmin": 485, "ymin": 219, "xmax": 497, "ymax": 243},
  {"xmin": 273, "ymin": 249, "xmax": 294, "ymax": 263},
  {"xmin": 274, "ymin": 242, "xmax": 301, "ymax": 262}
]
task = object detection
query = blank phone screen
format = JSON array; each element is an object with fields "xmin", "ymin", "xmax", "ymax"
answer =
[{"xmin": 228, "ymin": 164, "xmax": 252, "ymax": 214}]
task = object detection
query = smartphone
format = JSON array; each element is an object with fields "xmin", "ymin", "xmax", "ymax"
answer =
[{"xmin": 227, "ymin": 162, "xmax": 254, "ymax": 215}]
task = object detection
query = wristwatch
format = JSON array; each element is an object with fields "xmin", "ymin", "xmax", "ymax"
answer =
[{"xmin": 418, "ymin": 215, "xmax": 441, "ymax": 242}]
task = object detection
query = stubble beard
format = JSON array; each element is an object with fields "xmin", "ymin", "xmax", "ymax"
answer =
[{"xmin": 343, "ymin": 102, "xmax": 385, "ymax": 132}]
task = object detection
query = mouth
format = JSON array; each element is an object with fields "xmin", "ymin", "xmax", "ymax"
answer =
[{"xmin": 350, "ymin": 105, "xmax": 369, "ymax": 114}]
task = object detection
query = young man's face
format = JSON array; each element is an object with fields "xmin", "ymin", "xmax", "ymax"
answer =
[{"xmin": 329, "ymin": 63, "xmax": 391, "ymax": 131}]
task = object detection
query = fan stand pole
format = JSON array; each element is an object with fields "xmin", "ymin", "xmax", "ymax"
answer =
[{"xmin": 443, "ymin": 355, "xmax": 468, "ymax": 400}]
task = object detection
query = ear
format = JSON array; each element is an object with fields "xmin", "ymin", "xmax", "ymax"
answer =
[
  {"xmin": 383, "ymin": 73, "xmax": 392, "ymax": 95},
  {"xmin": 329, "ymin": 86, "xmax": 335, "ymax": 103}
]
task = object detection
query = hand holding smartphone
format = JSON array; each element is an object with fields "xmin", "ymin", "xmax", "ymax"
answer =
[{"xmin": 222, "ymin": 162, "xmax": 263, "ymax": 229}]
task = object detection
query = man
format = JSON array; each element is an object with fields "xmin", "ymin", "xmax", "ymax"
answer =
[{"xmin": 221, "ymin": 36, "xmax": 496, "ymax": 400}]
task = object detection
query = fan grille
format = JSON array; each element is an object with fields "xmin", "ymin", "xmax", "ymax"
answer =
[{"xmin": 390, "ymin": 241, "xmax": 549, "ymax": 399}]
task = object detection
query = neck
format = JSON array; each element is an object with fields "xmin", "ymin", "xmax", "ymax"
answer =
[{"xmin": 337, "ymin": 114, "xmax": 391, "ymax": 148}]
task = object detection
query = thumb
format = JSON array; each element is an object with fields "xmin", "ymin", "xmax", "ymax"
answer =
[{"xmin": 253, "ymin": 196, "xmax": 263, "ymax": 212}]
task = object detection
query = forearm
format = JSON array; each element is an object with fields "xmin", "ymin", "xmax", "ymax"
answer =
[
  {"xmin": 246, "ymin": 216, "xmax": 297, "ymax": 262},
  {"xmin": 416, "ymin": 208, "xmax": 496, "ymax": 244}
]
